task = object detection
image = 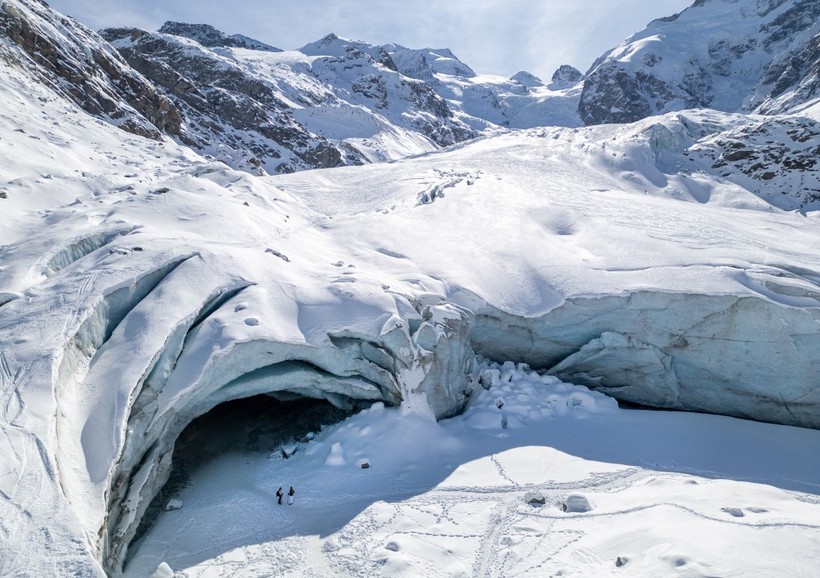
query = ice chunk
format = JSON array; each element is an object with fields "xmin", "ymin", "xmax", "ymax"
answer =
[
  {"xmin": 326, "ymin": 442, "xmax": 346, "ymax": 466},
  {"xmin": 150, "ymin": 562, "xmax": 175, "ymax": 578},
  {"xmin": 562, "ymin": 493, "xmax": 592, "ymax": 513}
]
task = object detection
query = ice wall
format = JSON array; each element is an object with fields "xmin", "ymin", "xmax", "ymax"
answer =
[{"xmin": 466, "ymin": 291, "xmax": 820, "ymax": 429}]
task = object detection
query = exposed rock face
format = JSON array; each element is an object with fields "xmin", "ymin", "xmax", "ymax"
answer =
[
  {"xmin": 757, "ymin": 31, "xmax": 820, "ymax": 113},
  {"xmin": 2, "ymin": 1, "xmax": 579, "ymax": 173},
  {"xmin": 158, "ymin": 21, "xmax": 282, "ymax": 52},
  {"xmin": 686, "ymin": 115, "xmax": 820, "ymax": 210},
  {"xmin": 100, "ymin": 27, "xmax": 359, "ymax": 174},
  {"xmin": 605, "ymin": 110, "xmax": 820, "ymax": 212},
  {"xmin": 100, "ymin": 27, "xmax": 479, "ymax": 173},
  {"xmin": 579, "ymin": 0, "xmax": 820, "ymax": 125},
  {"xmin": 0, "ymin": 0, "xmax": 181, "ymax": 139},
  {"xmin": 550, "ymin": 65, "xmax": 583, "ymax": 88}
]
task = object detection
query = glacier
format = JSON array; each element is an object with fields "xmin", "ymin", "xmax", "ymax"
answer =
[
  {"xmin": 1, "ymin": 0, "xmax": 819, "ymax": 575},
  {"xmin": 3, "ymin": 91, "xmax": 820, "ymax": 573}
]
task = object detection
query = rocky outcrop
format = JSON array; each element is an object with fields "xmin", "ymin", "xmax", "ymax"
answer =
[
  {"xmin": 687, "ymin": 115, "xmax": 820, "ymax": 210},
  {"xmin": 0, "ymin": 0, "xmax": 181, "ymax": 139},
  {"xmin": 101, "ymin": 27, "xmax": 360, "ymax": 174},
  {"xmin": 757, "ymin": 31, "xmax": 820, "ymax": 113},
  {"xmin": 579, "ymin": 0, "xmax": 820, "ymax": 125},
  {"xmin": 607, "ymin": 109, "xmax": 820, "ymax": 212},
  {"xmin": 157, "ymin": 21, "xmax": 281, "ymax": 52},
  {"xmin": 550, "ymin": 65, "xmax": 582, "ymax": 88}
]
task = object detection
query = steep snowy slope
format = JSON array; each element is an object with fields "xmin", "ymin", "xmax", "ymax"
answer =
[
  {"xmin": 0, "ymin": 0, "xmax": 181, "ymax": 139},
  {"xmin": 579, "ymin": 0, "xmax": 820, "ymax": 124}
]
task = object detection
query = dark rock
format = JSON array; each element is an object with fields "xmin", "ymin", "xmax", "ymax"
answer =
[
  {"xmin": 0, "ymin": 2, "xmax": 181, "ymax": 139},
  {"xmin": 158, "ymin": 22, "xmax": 281, "ymax": 52},
  {"xmin": 550, "ymin": 65, "xmax": 582, "ymax": 88}
]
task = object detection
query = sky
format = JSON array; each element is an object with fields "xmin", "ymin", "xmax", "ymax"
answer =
[{"xmin": 47, "ymin": 0, "xmax": 694, "ymax": 80}]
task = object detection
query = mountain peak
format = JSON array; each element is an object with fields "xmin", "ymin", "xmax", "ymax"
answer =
[
  {"xmin": 158, "ymin": 21, "xmax": 281, "ymax": 52},
  {"xmin": 579, "ymin": 0, "xmax": 820, "ymax": 124},
  {"xmin": 511, "ymin": 70, "xmax": 544, "ymax": 88},
  {"xmin": 385, "ymin": 46, "xmax": 476, "ymax": 80},
  {"xmin": 549, "ymin": 65, "xmax": 582, "ymax": 88},
  {"xmin": 299, "ymin": 33, "xmax": 360, "ymax": 56}
]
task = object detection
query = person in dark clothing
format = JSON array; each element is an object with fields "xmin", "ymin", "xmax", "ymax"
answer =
[
  {"xmin": 276, "ymin": 487, "xmax": 283, "ymax": 505},
  {"xmin": 287, "ymin": 486, "xmax": 295, "ymax": 505}
]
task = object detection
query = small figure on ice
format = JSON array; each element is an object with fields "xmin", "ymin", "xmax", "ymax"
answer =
[
  {"xmin": 276, "ymin": 486, "xmax": 283, "ymax": 505},
  {"xmin": 288, "ymin": 486, "xmax": 295, "ymax": 505}
]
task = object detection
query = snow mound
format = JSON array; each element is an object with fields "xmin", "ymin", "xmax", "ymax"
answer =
[{"xmin": 461, "ymin": 359, "xmax": 619, "ymax": 431}]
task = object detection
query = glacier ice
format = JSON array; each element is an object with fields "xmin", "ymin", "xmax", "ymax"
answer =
[{"xmin": 467, "ymin": 292, "xmax": 820, "ymax": 428}]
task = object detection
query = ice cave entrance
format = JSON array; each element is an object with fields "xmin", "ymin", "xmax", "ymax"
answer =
[{"xmin": 129, "ymin": 394, "xmax": 360, "ymax": 549}]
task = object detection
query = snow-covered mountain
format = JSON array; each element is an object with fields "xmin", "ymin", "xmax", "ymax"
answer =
[
  {"xmin": 383, "ymin": 44, "xmax": 585, "ymax": 129},
  {"xmin": 579, "ymin": 0, "xmax": 820, "ymax": 124},
  {"xmin": 98, "ymin": 25, "xmax": 585, "ymax": 174},
  {"xmin": 1, "ymin": 0, "xmax": 820, "ymax": 576},
  {"xmin": 157, "ymin": 21, "xmax": 282, "ymax": 52},
  {"xmin": 0, "ymin": 0, "xmax": 181, "ymax": 139}
]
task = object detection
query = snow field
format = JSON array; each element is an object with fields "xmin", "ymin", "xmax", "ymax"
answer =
[{"xmin": 124, "ymin": 361, "xmax": 820, "ymax": 577}]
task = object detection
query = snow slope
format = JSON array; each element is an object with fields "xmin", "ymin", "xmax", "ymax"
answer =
[{"xmin": 579, "ymin": 0, "xmax": 820, "ymax": 124}]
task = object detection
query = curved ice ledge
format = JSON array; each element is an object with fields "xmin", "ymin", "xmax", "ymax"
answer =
[{"xmin": 100, "ymin": 291, "xmax": 475, "ymax": 573}]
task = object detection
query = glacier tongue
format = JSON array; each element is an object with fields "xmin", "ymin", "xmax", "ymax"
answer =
[{"xmin": 2, "ymin": 10, "xmax": 820, "ymax": 572}]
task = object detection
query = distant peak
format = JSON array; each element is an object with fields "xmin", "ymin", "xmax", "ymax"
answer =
[
  {"xmin": 384, "ymin": 46, "xmax": 475, "ymax": 80},
  {"xmin": 550, "ymin": 64, "xmax": 583, "ymax": 88},
  {"xmin": 159, "ymin": 21, "xmax": 222, "ymax": 40},
  {"xmin": 510, "ymin": 70, "xmax": 544, "ymax": 88},
  {"xmin": 300, "ymin": 34, "xmax": 375, "ymax": 58},
  {"xmin": 158, "ymin": 21, "xmax": 281, "ymax": 52}
]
